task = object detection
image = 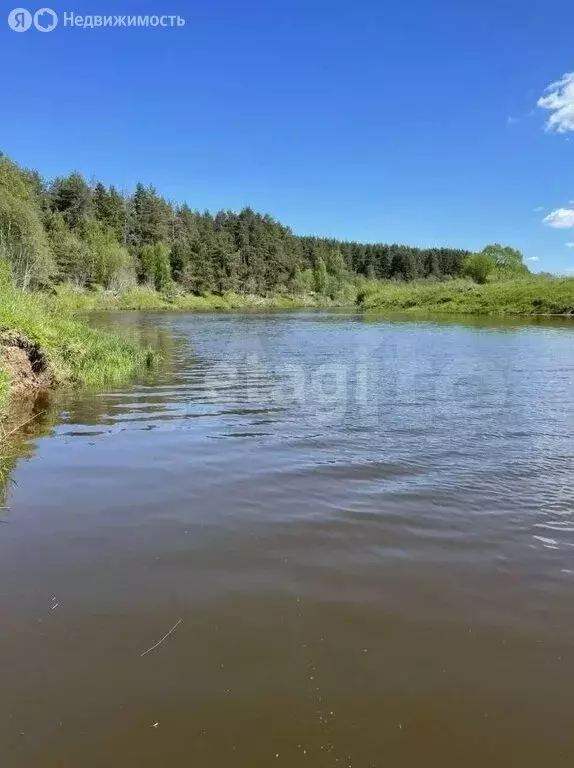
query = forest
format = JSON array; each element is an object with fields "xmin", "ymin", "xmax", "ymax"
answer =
[{"xmin": 0, "ymin": 152, "xmax": 473, "ymax": 300}]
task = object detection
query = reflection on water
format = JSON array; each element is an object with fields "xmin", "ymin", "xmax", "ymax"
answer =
[{"xmin": 1, "ymin": 310, "xmax": 574, "ymax": 767}]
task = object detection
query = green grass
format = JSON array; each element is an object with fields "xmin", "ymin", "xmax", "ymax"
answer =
[
  {"xmin": 50, "ymin": 284, "xmax": 346, "ymax": 312},
  {"xmin": 52, "ymin": 277, "xmax": 574, "ymax": 317},
  {"xmin": 0, "ymin": 285, "xmax": 155, "ymax": 412},
  {"xmin": 360, "ymin": 277, "xmax": 574, "ymax": 316}
]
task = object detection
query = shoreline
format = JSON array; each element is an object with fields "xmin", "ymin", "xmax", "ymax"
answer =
[
  {"xmin": 44, "ymin": 279, "xmax": 574, "ymax": 317},
  {"xmin": 52, "ymin": 283, "xmax": 574, "ymax": 318},
  {"xmin": 0, "ymin": 288, "xmax": 155, "ymax": 417},
  {"xmin": 3, "ymin": 280, "xmax": 574, "ymax": 415}
]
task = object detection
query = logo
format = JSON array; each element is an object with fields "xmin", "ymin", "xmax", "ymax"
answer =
[
  {"xmin": 7, "ymin": 7, "xmax": 58, "ymax": 31},
  {"xmin": 7, "ymin": 7, "xmax": 32, "ymax": 31},
  {"xmin": 34, "ymin": 7, "xmax": 57, "ymax": 30}
]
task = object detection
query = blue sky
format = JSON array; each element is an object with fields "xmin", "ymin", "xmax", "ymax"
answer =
[{"xmin": 2, "ymin": 0, "xmax": 574, "ymax": 272}]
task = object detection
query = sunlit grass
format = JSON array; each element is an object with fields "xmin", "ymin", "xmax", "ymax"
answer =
[
  {"xmin": 0, "ymin": 285, "xmax": 155, "ymax": 413},
  {"xmin": 52, "ymin": 277, "xmax": 574, "ymax": 317},
  {"xmin": 360, "ymin": 277, "xmax": 574, "ymax": 315},
  {"xmin": 50, "ymin": 284, "xmax": 343, "ymax": 312}
]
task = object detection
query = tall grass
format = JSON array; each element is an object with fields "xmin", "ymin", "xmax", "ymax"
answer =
[
  {"xmin": 50, "ymin": 284, "xmax": 345, "ymax": 312},
  {"xmin": 360, "ymin": 277, "xmax": 574, "ymax": 315},
  {"xmin": 0, "ymin": 284, "xmax": 155, "ymax": 410},
  {"xmin": 52, "ymin": 277, "xmax": 574, "ymax": 317}
]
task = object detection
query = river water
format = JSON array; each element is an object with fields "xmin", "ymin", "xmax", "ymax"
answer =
[{"xmin": 1, "ymin": 310, "xmax": 574, "ymax": 766}]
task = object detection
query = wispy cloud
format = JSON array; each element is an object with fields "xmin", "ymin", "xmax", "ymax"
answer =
[
  {"xmin": 507, "ymin": 110, "xmax": 536, "ymax": 127},
  {"xmin": 543, "ymin": 208, "xmax": 574, "ymax": 228},
  {"xmin": 527, "ymin": 256, "xmax": 540, "ymax": 262},
  {"xmin": 566, "ymin": 242, "xmax": 574, "ymax": 248},
  {"xmin": 534, "ymin": 206, "xmax": 544, "ymax": 212},
  {"xmin": 538, "ymin": 73, "xmax": 574, "ymax": 132}
]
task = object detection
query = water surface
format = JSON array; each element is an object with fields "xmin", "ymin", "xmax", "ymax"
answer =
[{"xmin": 1, "ymin": 311, "xmax": 574, "ymax": 766}]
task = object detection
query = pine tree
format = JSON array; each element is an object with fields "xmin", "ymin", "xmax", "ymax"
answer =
[
  {"xmin": 131, "ymin": 184, "xmax": 172, "ymax": 247},
  {"xmin": 93, "ymin": 183, "xmax": 127, "ymax": 243},
  {"xmin": 50, "ymin": 172, "xmax": 92, "ymax": 229}
]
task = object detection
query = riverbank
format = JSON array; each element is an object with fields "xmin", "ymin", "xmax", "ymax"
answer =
[
  {"xmin": 0, "ymin": 286, "xmax": 155, "ymax": 413},
  {"xmin": 48, "ymin": 285, "xmax": 350, "ymax": 312},
  {"xmin": 359, "ymin": 276, "xmax": 574, "ymax": 315},
  {"xmin": 50, "ymin": 276, "xmax": 574, "ymax": 317}
]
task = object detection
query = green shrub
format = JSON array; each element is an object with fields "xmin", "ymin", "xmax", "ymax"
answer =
[{"xmin": 462, "ymin": 253, "xmax": 496, "ymax": 284}]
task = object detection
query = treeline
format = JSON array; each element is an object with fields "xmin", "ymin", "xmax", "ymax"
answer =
[{"xmin": 0, "ymin": 152, "xmax": 472, "ymax": 297}]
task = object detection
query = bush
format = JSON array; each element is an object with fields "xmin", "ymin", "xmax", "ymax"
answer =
[
  {"xmin": 138, "ymin": 243, "xmax": 172, "ymax": 292},
  {"xmin": 462, "ymin": 253, "xmax": 496, "ymax": 284}
]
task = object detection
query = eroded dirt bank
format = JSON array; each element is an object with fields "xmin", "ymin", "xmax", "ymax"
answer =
[{"xmin": 0, "ymin": 331, "xmax": 55, "ymax": 400}]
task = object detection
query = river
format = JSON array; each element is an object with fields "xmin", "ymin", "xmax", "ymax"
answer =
[{"xmin": 1, "ymin": 310, "xmax": 574, "ymax": 766}]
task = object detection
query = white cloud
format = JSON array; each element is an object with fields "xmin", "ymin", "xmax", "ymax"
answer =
[
  {"xmin": 543, "ymin": 208, "xmax": 574, "ymax": 228},
  {"xmin": 533, "ymin": 206, "xmax": 544, "ymax": 212},
  {"xmin": 538, "ymin": 73, "xmax": 574, "ymax": 132},
  {"xmin": 527, "ymin": 256, "xmax": 540, "ymax": 262},
  {"xmin": 566, "ymin": 242, "xmax": 574, "ymax": 248}
]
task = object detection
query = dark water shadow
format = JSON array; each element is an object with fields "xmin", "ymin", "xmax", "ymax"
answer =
[{"xmin": 0, "ymin": 393, "xmax": 57, "ymax": 509}]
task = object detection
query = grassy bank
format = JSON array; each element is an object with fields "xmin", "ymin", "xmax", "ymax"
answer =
[
  {"xmin": 359, "ymin": 277, "xmax": 574, "ymax": 316},
  {"xmin": 0, "ymin": 285, "xmax": 155, "ymax": 412},
  {"xmin": 48, "ymin": 285, "xmax": 348, "ymax": 312}
]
